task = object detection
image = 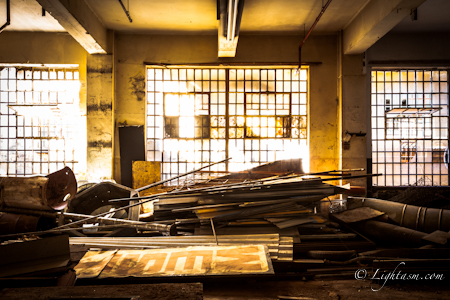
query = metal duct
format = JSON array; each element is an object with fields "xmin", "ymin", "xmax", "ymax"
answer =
[
  {"xmin": 0, "ymin": 167, "xmax": 77, "ymax": 211},
  {"xmin": 354, "ymin": 220, "xmax": 427, "ymax": 247},
  {"xmin": 348, "ymin": 196, "xmax": 450, "ymax": 233}
]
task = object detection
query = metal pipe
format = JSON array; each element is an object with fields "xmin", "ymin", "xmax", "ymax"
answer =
[
  {"xmin": 298, "ymin": 0, "xmax": 333, "ymax": 66},
  {"xmin": 0, "ymin": 0, "xmax": 11, "ymax": 34},
  {"xmin": 117, "ymin": 0, "xmax": 132, "ymax": 23}
]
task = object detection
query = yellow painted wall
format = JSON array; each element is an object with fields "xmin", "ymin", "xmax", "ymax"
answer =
[
  {"xmin": 0, "ymin": 32, "xmax": 341, "ymax": 183},
  {"xmin": 114, "ymin": 33, "xmax": 339, "ymax": 182}
]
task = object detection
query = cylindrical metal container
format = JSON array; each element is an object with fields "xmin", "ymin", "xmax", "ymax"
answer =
[
  {"xmin": 348, "ymin": 197, "xmax": 450, "ymax": 233},
  {"xmin": 0, "ymin": 167, "xmax": 77, "ymax": 211}
]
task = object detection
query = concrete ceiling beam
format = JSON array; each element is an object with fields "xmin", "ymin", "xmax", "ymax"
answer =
[
  {"xmin": 36, "ymin": 0, "xmax": 108, "ymax": 54},
  {"xmin": 343, "ymin": 0, "xmax": 426, "ymax": 55},
  {"xmin": 218, "ymin": 0, "xmax": 245, "ymax": 57}
]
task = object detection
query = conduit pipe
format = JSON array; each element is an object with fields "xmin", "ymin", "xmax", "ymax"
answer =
[
  {"xmin": 348, "ymin": 196, "xmax": 450, "ymax": 233},
  {"xmin": 298, "ymin": 0, "xmax": 333, "ymax": 67},
  {"xmin": 0, "ymin": 0, "xmax": 11, "ymax": 34},
  {"xmin": 117, "ymin": 0, "xmax": 132, "ymax": 23}
]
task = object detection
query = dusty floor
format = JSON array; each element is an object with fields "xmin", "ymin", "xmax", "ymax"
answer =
[{"xmin": 203, "ymin": 279, "xmax": 450, "ymax": 300}]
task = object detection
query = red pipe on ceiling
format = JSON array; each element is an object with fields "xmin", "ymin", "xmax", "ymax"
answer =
[{"xmin": 299, "ymin": 0, "xmax": 333, "ymax": 66}]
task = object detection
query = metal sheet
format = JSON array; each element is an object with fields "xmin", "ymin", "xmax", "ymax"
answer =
[
  {"xmin": 132, "ymin": 161, "xmax": 161, "ymax": 196},
  {"xmin": 331, "ymin": 207, "xmax": 385, "ymax": 223},
  {"xmin": 75, "ymin": 245, "xmax": 273, "ymax": 278},
  {"xmin": 73, "ymin": 250, "xmax": 117, "ymax": 278}
]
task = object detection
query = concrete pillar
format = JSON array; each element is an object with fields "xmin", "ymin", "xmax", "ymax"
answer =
[
  {"xmin": 86, "ymin": 54, "xmax": 114, "ymax": 180},
  {"xmin": 339, "ymin": 35, "xmax": 368, "ymax": 188}
]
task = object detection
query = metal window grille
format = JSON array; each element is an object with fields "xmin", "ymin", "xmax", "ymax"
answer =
[
  {"xmin": 146, "ymin": 67, "xmax": 309, "ymax": 185},
  {"xmin": 371, "ymin": 69, "xmax": 449, "ymax": 186},
  {"xmin": 0, "ymin": 65, "xmax": 83, "ymax": 177}
]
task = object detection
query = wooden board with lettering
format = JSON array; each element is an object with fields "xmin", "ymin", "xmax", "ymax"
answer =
[{"xmin": 74, "ymin": 245, "xmax": 274, "ymax": 278}]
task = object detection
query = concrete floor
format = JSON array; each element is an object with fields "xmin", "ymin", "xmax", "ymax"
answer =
[{"xmin": 203, "ymin": 279, "xmax": 450, "ymax": 300}]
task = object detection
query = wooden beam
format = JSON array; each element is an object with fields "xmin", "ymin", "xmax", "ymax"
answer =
[
  {"xmin": 36, "ymin": 0, "xmax": 108, "ymax": 54},
  {"xmin": 343, "ymin": 0, "xmax": 426, "ymax": 55}
]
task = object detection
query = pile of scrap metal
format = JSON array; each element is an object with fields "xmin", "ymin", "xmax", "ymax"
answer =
[{"xmin": 0, "ymin": 161, "xmax": 377, "ymax": 283}]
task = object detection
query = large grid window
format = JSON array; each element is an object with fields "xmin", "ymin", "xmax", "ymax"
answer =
[
  {"xmin": 146, "ymin": 67, "xmax": 308, "ymax": 184},
  {"xmin": 371, "ymin": 69, "xmax": 449, "ymax": 186},
  {"xmin": 0, "ymin": 65, "xmax": 85, "ymax": 177}
]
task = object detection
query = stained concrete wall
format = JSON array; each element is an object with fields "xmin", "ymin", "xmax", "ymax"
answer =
[
  {"xmin": 114, "ymin": 33, "xmax": 339, "ymax": 182},
  {"xmin": 0, "ymin": 31, "xmax": 342, "ymax": 183}
]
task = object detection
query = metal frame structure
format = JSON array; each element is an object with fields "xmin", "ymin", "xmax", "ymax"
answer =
[
  {"xmin": 146, "ymin": 66, "xmax": 309, "ymax": 185},
  {"xmin": 0, "ymin": 65, "xmax": 83, "ymax": 177},
  {"xmin": 370, "ymin": 69, "xmax": 449, "ymax": 186}
]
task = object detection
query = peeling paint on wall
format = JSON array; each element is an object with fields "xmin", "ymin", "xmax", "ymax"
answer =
[{"xmin": 129, "ymin": 72, "xmax": 145, "ymax": 101}]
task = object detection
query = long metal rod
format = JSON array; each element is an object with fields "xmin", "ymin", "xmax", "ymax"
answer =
[
  {"xmin": 117, "ymin": 0, "xmax": 133, "ymax": 23},
  {"xmin": 136, "ymin": 157, "xmax": 231, "ymax": 192},
  {"xmin": 0, "ymin": 0, "xmax": 11, "ymax": 34}
]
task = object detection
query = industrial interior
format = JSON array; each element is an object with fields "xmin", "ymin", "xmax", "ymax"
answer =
[{"xmin": 1, "ymin": 0, "xmax": 450, "ymax": 299}]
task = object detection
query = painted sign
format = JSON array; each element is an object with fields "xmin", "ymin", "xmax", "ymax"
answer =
[{"xmin": 75, "ymin": 245, "xmax": 273, "ymax": 278}]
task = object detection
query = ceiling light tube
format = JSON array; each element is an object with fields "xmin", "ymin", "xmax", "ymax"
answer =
[
  {"xmin": 227, "ymin": 0, "xmax": 234, "ymax": 41},
  {"xmin": 231, "ymin": 0, "xmax": 239, "ymax": 40}
]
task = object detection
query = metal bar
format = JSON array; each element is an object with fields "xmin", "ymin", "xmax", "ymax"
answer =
[
  {"xmin": 210, "ymin": 218, "xmax": 218, "ymax": 245},
  {"xmin": 143, "ymin": 62, "xmax": 322, "ymax": 67},
  {"xmin": 136, "ymin": 157, "xmax": 231, "ymax": 192},
  {"xmin": 117, "ymin": 0, "xmax": 132, "ymax": 23}
]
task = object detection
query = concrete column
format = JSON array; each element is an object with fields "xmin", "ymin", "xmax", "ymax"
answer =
[
  {"xmin": 340, "ymin": 49, "xmax": 367, "ymax": 188},
  {"xmin": 86, "ymin": 54, "xmax": 114, "ymax": 180}
]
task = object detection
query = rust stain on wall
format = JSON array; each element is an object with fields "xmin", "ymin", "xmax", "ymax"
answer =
[{"xmin": 129, "ymin": 72, "xmax": 145, "ymax": 101}]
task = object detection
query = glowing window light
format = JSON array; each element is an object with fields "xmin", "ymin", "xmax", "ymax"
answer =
[
  {"xmin": 0, "ymin": 66, "xmax": 85, "ymax": 178},
  {"xmin": 146, "ymin": 67, "xmax": 309, "ymax": 184}
]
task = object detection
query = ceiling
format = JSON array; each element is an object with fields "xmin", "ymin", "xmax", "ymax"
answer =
[
  {"xmin": 2, "ymin": 0, "xmax": 449, "ymax": 34},
  {"xmin": 1, "ymin": 0, "xmax": 449, "ymax": 56}
]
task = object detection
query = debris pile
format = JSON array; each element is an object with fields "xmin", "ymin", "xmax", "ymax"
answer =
[{"xmin": 1, "ymin": 162, "xmax": 449, "ymax": 286}]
